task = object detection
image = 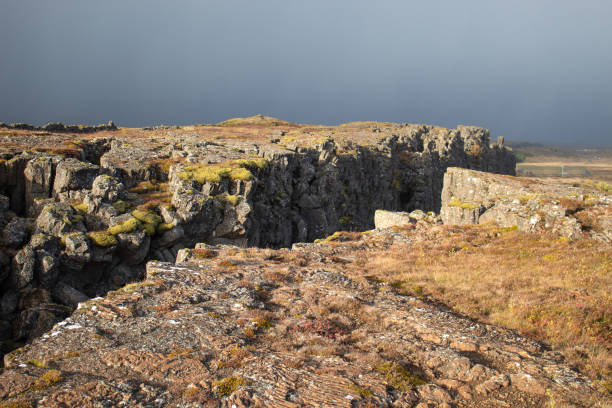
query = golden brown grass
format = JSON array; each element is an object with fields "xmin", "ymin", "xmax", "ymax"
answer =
[{"xmin": 364, "ymin": 224, "xmax": 612, "ymax": 383}]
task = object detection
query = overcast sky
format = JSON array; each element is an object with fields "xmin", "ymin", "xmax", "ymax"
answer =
[{"xmin": 1, "ymin": 1, "xmax": 611, "ymax": 146}]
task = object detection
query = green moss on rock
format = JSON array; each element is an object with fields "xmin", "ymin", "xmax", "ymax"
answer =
[
  {"xmin": 108, "ymin": 217, "xmax": 141, "ymax": 235},
  {"xmin": 87, "ymin": 230, "xmax": 118, "ymax": 247}
]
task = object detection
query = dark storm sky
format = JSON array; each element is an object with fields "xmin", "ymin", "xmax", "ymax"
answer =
[{"xmin": 1, "ymin": 1, "xmax": 611, "ymax": 146}]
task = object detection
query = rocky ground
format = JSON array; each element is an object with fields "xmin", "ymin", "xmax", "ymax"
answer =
[
  {"xmin": 0, "ymin": 222, "xmax": 609, "ymax": 407},
  {"xmin": 1, "ymin": 116, "xmax": 611, "ymax": 407},
  {"xmin": 0, "ymin": 116, "xmax": 515, "ymax": 357},
  {"xmin": 440, "ymin": 167, "xmax": 612, "ymax": 242}
]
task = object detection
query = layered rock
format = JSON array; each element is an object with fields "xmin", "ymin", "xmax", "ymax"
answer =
[
  {"xmin": 440, "ymin": 167, "xmax": 612, "ymax": 240},
  {"xmin": 0, "ymin": 228, "xmax": 604, "ymax": 407},
  {"xmin": 0, "ymin": 120, "xmax": 515, "ymax": 362}
]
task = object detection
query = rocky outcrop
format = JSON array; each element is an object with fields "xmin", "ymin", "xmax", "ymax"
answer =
[
  {"xmin": 0, "ymin": 229, "xmax": 605, "ymax": 407},
  {"xmin": 0, "ymin": 120, "xmax": 516, "ymax": 363},
  {"xmin": 0, "ymin": 121, "xmax": 117, "ymax": 133},
  {"xmin": 440, "ymin": 167, "xmax": 612, "ymax": 240}
]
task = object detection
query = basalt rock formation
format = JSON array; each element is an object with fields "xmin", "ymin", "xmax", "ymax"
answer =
[
  {"xmin": 440, "ymin": 167, "xmax": 612, "ymax": 241},
  {"xmin": 0, "ymin": 118, "xmax": 515, "ymax": 354}
]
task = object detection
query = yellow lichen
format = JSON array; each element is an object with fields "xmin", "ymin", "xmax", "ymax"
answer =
[
  {"xmin": 72, "ymin": 202, "xmax": 89, "ymax": 213},
  {"xmin": 111, "ymin": 200, "xmax": 131, "ymax": 213},
  {"xmin": 87, "ymin": 230, "xmax": 118, "ymax": 247},
  {"xmin": 156, "ymin": 223, "xmax": 174, "ymax": 233},
  {"xmin": 108, "ymin": 217, "xmax": 141, "ymax": 235},
  {"xmin": 131, "ymin": 209, "xmax": 162, "ymax": 225},
  {"xmin": 448, "ymin": 197, "xmax": 479, "ymax": 210}
]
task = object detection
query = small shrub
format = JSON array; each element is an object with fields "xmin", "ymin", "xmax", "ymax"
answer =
[
  {"xmin": 348, "ymin": 384, "xmax": 372, "ymax": 398},
  {"xmin": 31, "ymin": 369, "xmax": 62, "ymax": 390},
  {"xmin": 193, "ymin": 248, "xmax": 217, "ymax": 259},
  {"xmin": 288, "ymin": 318, "xmax": 346, "ymax": 340},
  {"xmin": 255, "ymin": 318, "xmax": 272, "ymax": 329},
  {"xmin": 596, "ymin": 181, "xmax": 611, "ymax": 193},
  {"xmin": 212, "ymin": 376, "xmax": 245, "ymax": 397},
  {"xmin": 167, "ymin": 348, "xmax": 194, "ymax": 359},
  {"xmin": 374, "ymin": 362, "xmax": 425, "ymax": 391}
]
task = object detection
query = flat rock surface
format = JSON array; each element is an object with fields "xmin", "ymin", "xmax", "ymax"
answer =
[{"xmin": 1, "ymin": 225, "xmax": 606, "ymax": 408}]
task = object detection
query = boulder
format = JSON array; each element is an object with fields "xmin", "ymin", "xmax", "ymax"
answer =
[
  {"xmin": 116, "ymin": 229, "xmax": 150, "ymax": 265},
  {"xmin": 374, "ymin": 209, "xmax": 415, "ymax": 229},
  {"xmin": 2, "ymin": 217, "xmax": 31, "ymax": 248},
  {"xmin": 36, "ymin": 250, "xmax": 60, "ymax": 288},
  {"xmin": 109, "ymin": 263, "xmax": 140, "ymax": 287},
  {"xmin": 91, "ymin": 175, "xmax": 125, "ymax": 202},
  {"xmin": 12, "ymin": 246, "xmax": 36, "ymax": 289},
  {"xmin": 153, "ymin": 225, "xmax": 184, "ymax": 249},
  {"xmin": 35, "ymin": 203, "xmax": 85, "ymax": 237},
  {"xmin": 52, "ymin": 282, "xmax": 88, "ymax": 308},
  {"xmin": 52, "ymin": 158, "xmax": 99, "ymax": 197},
  {"xmin": 24, "ymin": 156, "xmax": 55, "ymax": 213},
  {"xmin": 439, "ymin": 167, "xmax": 600, "ymax": 240},
  {"xmin": 0, "ymin": 250, "xmax": 10, "ymax": 284},
  {"xmin": 12, "ymin": 305, "xmax": 65, "ymax": 342},
  {"xmin": 63, "ymin": 232, "xmax": 92, "ymax": 264}
]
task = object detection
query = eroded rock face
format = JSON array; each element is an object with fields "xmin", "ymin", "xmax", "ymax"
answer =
[
  {"xmin": 0, "ymin": 228, "xmax": 605, "ymax": 407},
  {"xmin": 440, "ymin": 167, "xmax": 612, "ymax": 240},
  {"xmin": 0, "ymin": 120, "xmax": 516, "ymax": 365},
  {"xmin": 52, "ymin": 158, "xmax": 99, "ymax": 198}
]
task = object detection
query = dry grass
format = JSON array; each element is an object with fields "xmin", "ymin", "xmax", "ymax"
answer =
[{"xmin": 364, "ymin": 224, "xmax": 612, "ymax": 382}]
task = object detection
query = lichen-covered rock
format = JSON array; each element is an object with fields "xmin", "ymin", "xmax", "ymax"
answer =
[
  {"xmin": 12, "ymin": 246, "xmax": 36, "ymax": 289},
  {"xmin": 116, "ymin": 229, "xmax": 149, "ymax": 265},
  {"xmin": 24, "ymin": 156, "xmax": 56, "ymax": 214},
  {"xmin": 35, "ymin": 203, "xmax": 85, "ymax": 237},
  {"xmin": 52, "ymin": 158, "xmax": 99, "ymax": 197},
  {"xmin": 440, "ymin": 167, "xmax": 609, "ymax": 240},
  {"xmin": 0, "ymin": 120, "xmax": 519, "ymax": 364},
  {"xmin": 52, "ymin": 281, "xmax": 89, "ymax": 308},
  {"xmin": 2, "ymin": 217, "xmax": 31, "ymax": 248},
  {"xmin": 374, "ymin": 209, "xmax": 415, "ymax": 229},
  {"xmin": 63, "ymin": 232, "xmax": 91, "ymax": 264},
  {"xmin": 109, "ymin": 263, "xmax": 141, "ymax": 287},
  {"xmin": 91, "ymin": 174, "xmax": 125, "ymax": 202},
  {"xmin": 1, "ymin": 229, "xmax": 605, "ymax": 407}
]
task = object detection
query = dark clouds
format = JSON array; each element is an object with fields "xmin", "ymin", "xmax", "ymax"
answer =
[{"xmin": 1, "ymin": 0, "xmax": 611, "ymax": 146}]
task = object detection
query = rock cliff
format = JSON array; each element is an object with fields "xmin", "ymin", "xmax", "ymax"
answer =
[
  {"xmin": 440, "ymin": 167, "xmax": 612, "ymax": 241},
  {"xmin": 0, "ymin": 119, "xmax": 515, "ymax": 352}
]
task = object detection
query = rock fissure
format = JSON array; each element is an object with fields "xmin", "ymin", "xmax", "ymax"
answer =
[{"xmin": 0, "ymin": 121, "xmax": 515, "ymax": 367}]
